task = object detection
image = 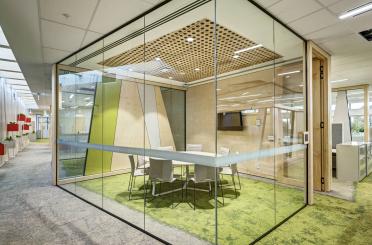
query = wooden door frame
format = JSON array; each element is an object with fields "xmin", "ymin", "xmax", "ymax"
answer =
[{"xmin": 307, "ymin": 41, "xmax": 332, "ymax": 204}]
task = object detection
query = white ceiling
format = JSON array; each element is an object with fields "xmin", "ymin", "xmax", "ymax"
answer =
[
  {"xmin": 0, "ymin": 0, "xmax": 163, "ymax": 109},
  {"xmin": 255, "ymin": 0, "xmax": 372, "ymax": 87},
  {"xmin": 0, "ymin": 0, "xmax": 371, "ymax": 110}
]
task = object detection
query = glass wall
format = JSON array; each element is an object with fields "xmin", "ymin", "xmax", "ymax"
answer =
[{"xmin": 56, "ymin": 0, "xmax": 307, "ymax": 244}]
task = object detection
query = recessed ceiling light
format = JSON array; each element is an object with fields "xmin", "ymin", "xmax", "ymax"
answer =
[
  {"xmin": 155, "ymin": 57, "xmax": 161, "ymax": 61},
  {"xmin": 216, "ymin": 88, "xmax": 222, "ymax": 91},
  {"xmin": 233, "ymin": 54, "xmax": 240, "ymax": 59},
  {"xmin": 330, "ymin": 78, "xmax": 348, "ymax": 83},
  {"xmin": 277, "ymin": 70, "xmax": 301, "ymax": 76},
  {"xmin": 194, "ymin": 68, "xmax": 200, "ymax": 71},
  {"xmin": 169, "ymin": 76, "xmax": 173, "ymax": 79},
  {"xmin": 69, "ymin": 94, "xmax": 74, "ymax": 99},
  {"xmin": 128, "ymin": 68, "xmax": 133, "ymax": 72},
  {"xmin": 186, "ymin": 37, "xmax": 194, "ymax": 42},
  {"xmin": 339, "ymin": 2, "xmax": 372, "ymax": 19},
  {"xmin": 242, "ymin": 92, "xmax": 249, "ymax": 95},
  {"xmin": 234, "ymin": 44, "xmax": 263, "ymax": 54}
]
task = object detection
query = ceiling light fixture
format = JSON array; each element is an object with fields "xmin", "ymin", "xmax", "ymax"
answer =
[
  {"xmin": 69, "ymin": 94, "xmax": 74, "ymax": 99},
  {"xmin": 234, "ymin": 44, "xmax": 263, "ymax": 54},
  {"xmin": 242, "ymin": 92, "xmax": 250, "ymax": 95},
  {"xmin": 186, "ymin": 37, "xmax": 194, "ymax": 42},
  {"xmin": 169, "ymin": 76, "xmax": 173, "ymax": 79},
  {"xmin": 339, "ymin": 2, "xmax": 372, "ymax": 19},
  {"xmin": 277, "ymin": 70, "xmax": 301, "ymax": 76},
  {"xmin": 155, "ymin": 57, "xmax": 161, "ymax": 61},
  {"xmin": 330, "ymin": 78, "xmax": 349, "ymax": 83},
  {"xmin": 161, "ymin": 68, "xmax": 170, "ymax": 73},
  {"xmin": 194, "ymin": 68, "xmax": 200, "ymax": 71},
  {"xmin": 233, "ymin": 54, "xmax": 239, "ymax": 59}
]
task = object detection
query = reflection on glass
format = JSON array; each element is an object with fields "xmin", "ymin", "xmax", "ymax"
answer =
[{"xmin": 55, "ymin": 0, "xmax": 307, "ymax": 244}]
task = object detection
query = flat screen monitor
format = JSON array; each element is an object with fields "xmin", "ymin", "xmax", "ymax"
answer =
[{"xmin": 218, "ymin": 112, "xmax": 243, "ymax": 131}]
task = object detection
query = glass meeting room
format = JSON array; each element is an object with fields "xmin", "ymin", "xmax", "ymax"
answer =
[{"xmin": 55, "ymin": 0, "xmax": 308, "ymax": 244}]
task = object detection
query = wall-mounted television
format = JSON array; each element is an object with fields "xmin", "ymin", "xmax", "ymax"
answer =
[{"xmin": 218, "ymin": 112, "xmax": 243, "ymax": 131}]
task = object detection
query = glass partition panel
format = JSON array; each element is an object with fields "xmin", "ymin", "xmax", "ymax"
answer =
[
  {"xmin": 216, "ymin": 0, "xmax": 276, "ymax": 243},
  {"xmin": 57, "ymin": 55, "xmax": 79, "ymax": 193},
  {"xmin": 273, "ymin": 20, "xmax": 306, "ymax": 224},
  {"xmin": 347, "ymin": 89, "xmax": 365, "ymax": 142},
  {"xmin": 101, "ymin": 17, "xmax": 146, "ymax": 229},
  {"xmin": 143, "ymin": 0, "xmax": 217, "ymax": 243},
  {"xmin": 55, "ymin": 0, "xmax": 308, "ymax": 244}
]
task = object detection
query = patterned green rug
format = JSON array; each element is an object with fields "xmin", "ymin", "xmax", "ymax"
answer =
[
  {"xmin": 73, "ymin": 172, "xmax": 305, "ymax": 244},
  {"xmin": 259, "ymin": 174, "xmax": 372, "ymax": 244}
]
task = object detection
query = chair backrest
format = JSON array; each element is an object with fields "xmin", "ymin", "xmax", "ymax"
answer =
[
  {"xmin": 156, "ymin": 146, "xmax": 174, "ymax": 151},
  {"xmin": 218, "ymin": 147, "xmax": 230, "ymax": 156},
  {"xmin": 137, "ymin": 155, "xmax": 146, "ymax": 168},
  {"xmin": 128, "ymin": 155, "xmax": 136, "ymax": 175},
  {"xmin": 149, "ymin": 158, "xmax": 173, "ymax": 182},
  {"xmin": 230, "ymin": 163, "xmax": 238, "ymax": 174},
  {"xmin": 194, "ymin": 165, "xmax": 217, "ymax": 183},
  {"xmin": 186, "ymin": 144, "xmax": 203, "ymax": 152}
]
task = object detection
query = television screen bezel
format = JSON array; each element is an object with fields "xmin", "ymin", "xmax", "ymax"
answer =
[{"xmin": 217, "ymin": 111, "xmax": 243, "ymax": 131}]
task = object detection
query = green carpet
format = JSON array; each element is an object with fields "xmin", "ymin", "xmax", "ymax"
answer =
[
  {"xmin": 85, "ymin": 77, "xmax": 121, "ymax": 175},
  {"xmin": 74, "ymin": 172, "xmax": 304, "ymax": 244},
  {"xmin": 258, "ymin": 174, "xmax": 372, "ymax": 245}
]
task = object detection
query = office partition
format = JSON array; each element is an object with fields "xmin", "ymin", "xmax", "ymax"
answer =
[{"xmin": 55, "ymin": 0, "xmax": 308, "ymax": 243}]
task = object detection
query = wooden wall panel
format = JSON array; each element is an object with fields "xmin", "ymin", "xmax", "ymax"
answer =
[
  {"xmin": 155, "ymin": 87, "xmax": 176, "ymax": 148},
  {"xmin": 111, "ymin": 81, "xmax": 150, "ymax": 171}
]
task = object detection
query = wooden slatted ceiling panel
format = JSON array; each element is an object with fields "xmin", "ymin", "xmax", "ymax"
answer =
[{"xmin": 101, "ymin": 19, "xmax": 281, "ymax": 83}]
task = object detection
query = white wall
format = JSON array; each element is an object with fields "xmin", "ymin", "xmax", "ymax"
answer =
[{"xmin": 0, "ymin": 78, "xmax": 27, "ymax": 166}]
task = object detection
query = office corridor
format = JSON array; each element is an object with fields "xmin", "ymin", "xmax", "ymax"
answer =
[{"xmin": 0, "ymin": 143, "xmax": 160, "ymax": 245}]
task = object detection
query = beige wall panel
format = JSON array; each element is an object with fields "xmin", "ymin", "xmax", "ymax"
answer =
[
  {"xmin": 154, "ymin": 87, "xmax": 176, "ymax": 148},
  {"xmin": 186, "ymin": 83, "xmax": 216, "ymax": 152},
  {"xmin": 111, "ymin": 81, "xmax": 150, "ymax": 171}
]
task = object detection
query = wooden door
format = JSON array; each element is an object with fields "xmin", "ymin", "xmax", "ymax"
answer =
[{"xmin": 312, "ymin": 58, "xmax": 323, "ymax": 191}]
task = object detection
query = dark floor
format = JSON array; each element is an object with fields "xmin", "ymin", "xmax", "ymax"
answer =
[{"xmin": 0, "ymin": 143, "xmax": 161, "ymax": 245}]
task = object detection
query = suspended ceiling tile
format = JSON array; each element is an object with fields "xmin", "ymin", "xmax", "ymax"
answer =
[
  {"xmin": 41, "ymin": 19, "xmax": 85, "ymax": 52},
  {"xmin": 346, "ymin": 12, "xmax": 372, "ymax": 33},
  {"xmin": 289, "ymin": 9, "xmax": 338, "ymax": 35},
  {"xmin": 305, "ymin": 21, "xmax": 354, "ymax": 42},
  {"xmin": 89, "ymin": 0, "xmax": 154, "ymax": 33},
  {"xmin": 43, "ymin": 47, "xmax": 70, "ymax": 64},
  {"xmin": 5, "ymin": 79, "xmax": 28, "ymax": 85},
  {"xmin": 0, "ymin": 70, "xmax": 24, "ymax": 79},
  {"xmin": 317, "ymin": 0, "xmax": 341, "ymax": 6},
  {"xmin": 254, "ymin": 0, "xmax": 282, "ymax": 8},
  {"xmin": 320, "ymin": 33, "xmax": 370, "ymax": 54},
  {"xmin": 328, "ymin": 0, "xmax": 370, "ymax": 15},
  {"xmin": 0, "ymin": 47, "xmax": 16, "ymax": 60},
  {"xmin": 40, "ymin": 0, "xmax": 98, "ymax": 29},
  {"xmin": 0, "ymin": 26, "xmax": 9, "ymax": 46},
  {"xmin": 81, "ymin": 31, "xmax": 103, "ymax": 47},
  {"xmin": 0, "ymin": 60, "xmax": 21, "ymax": 71},
  {"xmin": 269, "ymin": 0, "xmax": 322, "ymax": 23}
]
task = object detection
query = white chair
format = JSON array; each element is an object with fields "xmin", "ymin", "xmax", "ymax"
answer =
[
  {"xmin": 218, "ymin": 147, "xmax": 241, "ymax": 197},
  {"xmin": 148, "ymin": 158, "xmax": 177, "ymax": 198},
  {"xmin": 128, "ymin": 155, "xmax": 148, "ymax": 200},
  {"xmin": 186, "ymin": 144, "xmax": 203, "ymax": 152},
  {"xmin": 187, "ymin": 165, "xmax": 224, "ymax": 209}
]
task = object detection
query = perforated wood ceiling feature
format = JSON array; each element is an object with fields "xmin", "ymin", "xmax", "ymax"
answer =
[{"xmin": 101, "ymin": 19, "xmax": 281, "ymax": 83}]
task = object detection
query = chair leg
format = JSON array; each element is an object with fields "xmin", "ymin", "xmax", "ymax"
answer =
[
  {"xmin": 237, "ymin": 172, "xmax": 241, "ymax": 190},
  {"xmin": 231, "ymin": 174, "xmax": 237, "ymax": 198},
  {"xmin": 193, "ymin": 181, "xmax": 196, "ymax": 210},
  {"xmin": 129, "ymin": 176, "xmax": 135, "ymax": 200},
  {"xmin": 127, "ymin": 174, "xmax": 132, "ymax": 191},
  {"xmin": 219, "ymin": 181, "xmax": 225, "ymax": 206}
]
